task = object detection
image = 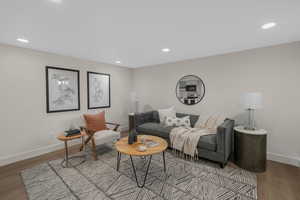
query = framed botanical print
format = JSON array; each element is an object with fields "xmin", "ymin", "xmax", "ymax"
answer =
[
  {"xmin": 87, "ymin": 71, "xmax": 111, "ymax": 109},
  {"xmin": 46, "ymin": 66, "xmax": 80, "ymax": 113}
]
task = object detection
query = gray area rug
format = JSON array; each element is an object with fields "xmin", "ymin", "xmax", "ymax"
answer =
[{"xmin": 21, "ymin": 144, "xmax": 257, "ymax": 200}]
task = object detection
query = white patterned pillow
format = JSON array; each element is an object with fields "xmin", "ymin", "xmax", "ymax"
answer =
[
  {"xmin": 165, "ymin": 116, "xmax": 191, "ymax": 127},
  {"xmin": 158, "ymin": 106, "xmax": 176, "ymax": 124}
]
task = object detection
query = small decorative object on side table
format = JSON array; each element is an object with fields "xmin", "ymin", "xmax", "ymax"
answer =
[
  {"xmin": 234, "ymin": 126, "xmax": 267, "ymax": 172},
  {"xmin": 57, "ymin": 130, "xmax": 86, "ymax": 168}
]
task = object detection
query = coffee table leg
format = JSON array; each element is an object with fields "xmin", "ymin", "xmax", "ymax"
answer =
[
  {"xmin": 163, "ymin": 151, "xmax": 166, "ymax": 172},
  {"xmin": 117, "ymin": 152, "xmax": 121, "ymax": 171},
  {"xmin": 130, "ymin": 155, "xmax": 152, "ymax": 188}
]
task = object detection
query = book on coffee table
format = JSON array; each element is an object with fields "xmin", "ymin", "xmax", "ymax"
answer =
[{"xmin": 145, "ymin": 140, "xmax": 159, "ymax": 148}]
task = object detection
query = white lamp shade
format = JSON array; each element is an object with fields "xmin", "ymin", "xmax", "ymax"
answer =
[{"xmin": 242, "ymin": 92, "xmax": 262, "ymax": 109}]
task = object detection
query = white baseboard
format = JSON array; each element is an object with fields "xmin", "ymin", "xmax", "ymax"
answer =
[
  {"xmin": 0, "ymin": 143, "xmax": 64, "ymax": 167},
  {"xmin": 267, "ymin": 152, "xmax": 300, "ymax": 167},
  {"xmin": 2, "ymin": 142, "xmax": 299, "ymax": 168},
  {"xmin": 0, "ymin": 134, "xmax": 119, "ymax": 167}
]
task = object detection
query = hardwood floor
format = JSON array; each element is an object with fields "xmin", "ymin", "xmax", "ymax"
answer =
[{"xmin": 0, "ymin": 137, "xmax": 299, "ymax": 200}]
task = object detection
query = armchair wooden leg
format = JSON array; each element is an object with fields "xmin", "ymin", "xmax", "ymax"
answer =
[
  {"xmin": 91, "ymin": 136, "xmax": 98, "ymax": 160},
  {"xmin": 79, "ymin": 135, "xmax": 92, "ymax": 151}
]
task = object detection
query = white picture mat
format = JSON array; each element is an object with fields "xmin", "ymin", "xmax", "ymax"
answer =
[
  {"xmin": 48, "ymin": 68, "xmax": 79, "ymax": 111},
  {"xmin": 88, "ymin": 73, "xmax": 110, "ymax": 108}
]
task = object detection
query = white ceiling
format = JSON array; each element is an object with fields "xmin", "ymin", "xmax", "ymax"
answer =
[{"xmin": 0, "ymin": 0, "xmax": 300, "ymax": 68}]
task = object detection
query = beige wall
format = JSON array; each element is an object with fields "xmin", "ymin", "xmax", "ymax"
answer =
[
  {"xmin": 1, "ymin": 42, "xmax": 299, "ymax": 167},
  {"xmin": 0, "ymin": 44, "xmax": 132, "ymax": 166},
  {"xmin": 133, "ymin": 42, "xmax": 300, "ymax": 166}
]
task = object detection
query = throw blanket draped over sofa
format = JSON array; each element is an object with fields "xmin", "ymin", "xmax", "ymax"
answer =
[
  {"xmin": 170, "ymin": 127, "xmax": 212, "ymax": 160},
  {"xmin": 134, "ymin": 111, "xmax": 235, "ymax": 168}
]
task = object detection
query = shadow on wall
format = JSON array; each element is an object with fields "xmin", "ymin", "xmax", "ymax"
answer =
[
  {"xmin": 232, "ymin": 112, "xmax": 248, "ymax": 127},
  {"xmin": 143, "ymin": 104, "xmax": 154, "ymax": 113},
  {"xmin": 69, "ymin": 116, "xmax": 85, "ymax": 129}
]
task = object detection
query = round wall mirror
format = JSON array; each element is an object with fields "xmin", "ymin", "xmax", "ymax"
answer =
[{"xmin": 175, "ymin": 75, "xmax": 205, "ymax": 105}]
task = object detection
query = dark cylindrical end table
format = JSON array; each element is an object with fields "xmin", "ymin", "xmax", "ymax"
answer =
[{"xmin": 234, "ymin": 126, "xmax": 267, "ymax": 173}]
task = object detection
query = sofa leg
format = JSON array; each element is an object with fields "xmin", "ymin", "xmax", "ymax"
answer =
[{"xmin": 220, "ymin": 163, "xmax": 225, "ymax": 168}]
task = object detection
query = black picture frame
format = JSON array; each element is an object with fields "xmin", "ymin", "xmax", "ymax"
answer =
[
  {"xmin": 175, "ymin": 74, "xmax": 205, "ymax": 106},
  {"xmin": 46, "ymin": 66, "xmax": 80, "ymax": 113},
  {"xmin": 87, "ymin": 71, "xmax": 111, "ymax": 109}
]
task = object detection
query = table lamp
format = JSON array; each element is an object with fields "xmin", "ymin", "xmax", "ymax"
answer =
[{"xmin": 242, "ymin": 92, "xmax": 262, "ymax": 130}]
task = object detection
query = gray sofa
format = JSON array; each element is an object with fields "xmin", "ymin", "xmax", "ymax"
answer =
[{"xmin": 134, "ymin": 111, "xmax": 234, "ymax": 168}]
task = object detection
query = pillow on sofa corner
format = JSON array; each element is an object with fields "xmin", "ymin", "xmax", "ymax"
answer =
[
  {"xmin": 195, "ymin": 114, "xmax": 226, "ymax": 133},
  {"xmin": 158, "ymin": 106, "xmax": 176, "ymax": 124}
]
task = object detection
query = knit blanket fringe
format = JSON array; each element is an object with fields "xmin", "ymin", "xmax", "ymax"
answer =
[{"xmin": 170, "ymin": 127, "xmax": 212, "ymax": 161}]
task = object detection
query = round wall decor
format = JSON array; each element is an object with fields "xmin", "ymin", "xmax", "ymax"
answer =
[{"xmin": 175, "ymin": 75, "xmax": 205, "ymax": 105}]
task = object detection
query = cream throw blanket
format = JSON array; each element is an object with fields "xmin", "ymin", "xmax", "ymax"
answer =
[{"xmin": 170, "ymin": 126, "xmax": 212, "ymax": 160}]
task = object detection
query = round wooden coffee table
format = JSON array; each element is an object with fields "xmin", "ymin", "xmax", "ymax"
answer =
[{"xmin": 115, "ymin": 135, "xmax": 168, "ymax": 188}]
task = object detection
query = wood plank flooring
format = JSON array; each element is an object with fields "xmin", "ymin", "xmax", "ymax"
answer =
[{"xmin": 0, "ymin": 135, "xmax": 299, "ymax": 200}]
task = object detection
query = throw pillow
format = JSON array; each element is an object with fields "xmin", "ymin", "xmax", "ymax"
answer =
[
  {"xmin": 158, "ymin": 106, "xmax": 176, "ymax": 124},
  {"xmin": 83, "ymin": 111, "xmax": 107, "ymax": 132},
  {"xmin": 195, "ymin": 114, "xmax": 226, "ymax": 133},
  {"xmin": 165, "ymin": 116, "xmax": 191, "ymax": 127}
]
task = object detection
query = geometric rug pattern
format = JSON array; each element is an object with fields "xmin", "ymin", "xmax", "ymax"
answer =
[{"xmin": 21, "ymin": 144, "xmax": 257, "ymax": 200}]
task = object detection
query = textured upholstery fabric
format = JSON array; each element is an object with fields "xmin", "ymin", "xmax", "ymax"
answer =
[
  {"xmin": 83, "ymin": 111, "xmax": 107, "ymax": 132},
  {"xmin": 197, "ymin": 134, "xmax": 217, "ymax": 151},
  {"xmin": 176, "ymin": 113, "xmax": 199, "ymax": 128},
  {"xmin": 93, "ymin": 130, "xmax": 120, "ymax": 144},
  {"xmin": 137, "ymin": 123, "xmax": 217, "ymax": 151},
  {"xmin": 134, "ymin": 111, "xmax": 159, "ymax": 128},
  {"xmin": 165, "ymin": 116, "xmax": 191, "ymax": 127},
  {"xmin": 158, "ymin": 107, "xmax": 176, "ymax": 124},
  {"xmin": 136, "ymin": 123, "xmax": 172, "ymax": 139},
  {"xmin": 134, "ymin": 111, "xmax": 234, "ymax": 165}
]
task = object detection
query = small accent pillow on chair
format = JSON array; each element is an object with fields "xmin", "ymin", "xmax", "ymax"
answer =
[{"xmin": 83, "ymin": 111, "xmax": 108, "ymax": 132}]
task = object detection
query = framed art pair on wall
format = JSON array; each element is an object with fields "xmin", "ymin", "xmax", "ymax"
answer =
[{"xmin": 46, "ymin": 66, "xmax": 110, "ymax": 113}]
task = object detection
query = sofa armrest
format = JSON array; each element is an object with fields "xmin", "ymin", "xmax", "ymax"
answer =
[
  {"xmin": 134, "ymin": 111, "xmax": 158, "ymax": 128},
  {"xmin": 216, "ymin": 119, "xmax": 235, "ymax": 163}
]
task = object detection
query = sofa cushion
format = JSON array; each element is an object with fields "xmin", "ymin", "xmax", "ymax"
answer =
[
  {"xmin": 197, "ymin": 134, "xmax": 217, "ymax": 151},
  {"xmin": 136, "ymin": 123, "xmax": 172, "ymax": 139},
  {"xmin": 176, "ymin": 113, "xmax": 199, "ymax": 128},
  {"xmin": 137, "ymin": 122, "xmax": 217, "ymax": 151}
]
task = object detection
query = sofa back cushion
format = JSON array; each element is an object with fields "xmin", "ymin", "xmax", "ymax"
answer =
[{"xmin": 176, "ymin": 113, "xmax": 199, "ymax": 128}]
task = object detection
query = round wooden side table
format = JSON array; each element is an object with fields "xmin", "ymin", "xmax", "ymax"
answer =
[
  {"xmin": 234, "ymin": 126, "xmax": 267, "ymax": 172},
  {"xmin": 57, "ymin": 132, "xmax": 86, "ymax": 168},
  {"xmin": 115, "ymin": 135, "xmax": 168, "ymax": 188}
]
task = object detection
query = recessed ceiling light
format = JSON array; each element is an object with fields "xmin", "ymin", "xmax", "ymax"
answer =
[
  {"xmin": 261, "ymin": 22, "xmax": 277, "ymax": 30},
  {"xmin": 17, "ymin": 38, "xmax": 29, "ymax": 43},
  {"xmin": 115, "ymin": 61, "xmax": 121, "ymax": 64},
  {"xmin": 50, "ymin": 0, "xmax": 62, "ymax": 3},
  {"xmin": 161, "ymin": 48, "xmax": 171, "ymax": 52}
]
